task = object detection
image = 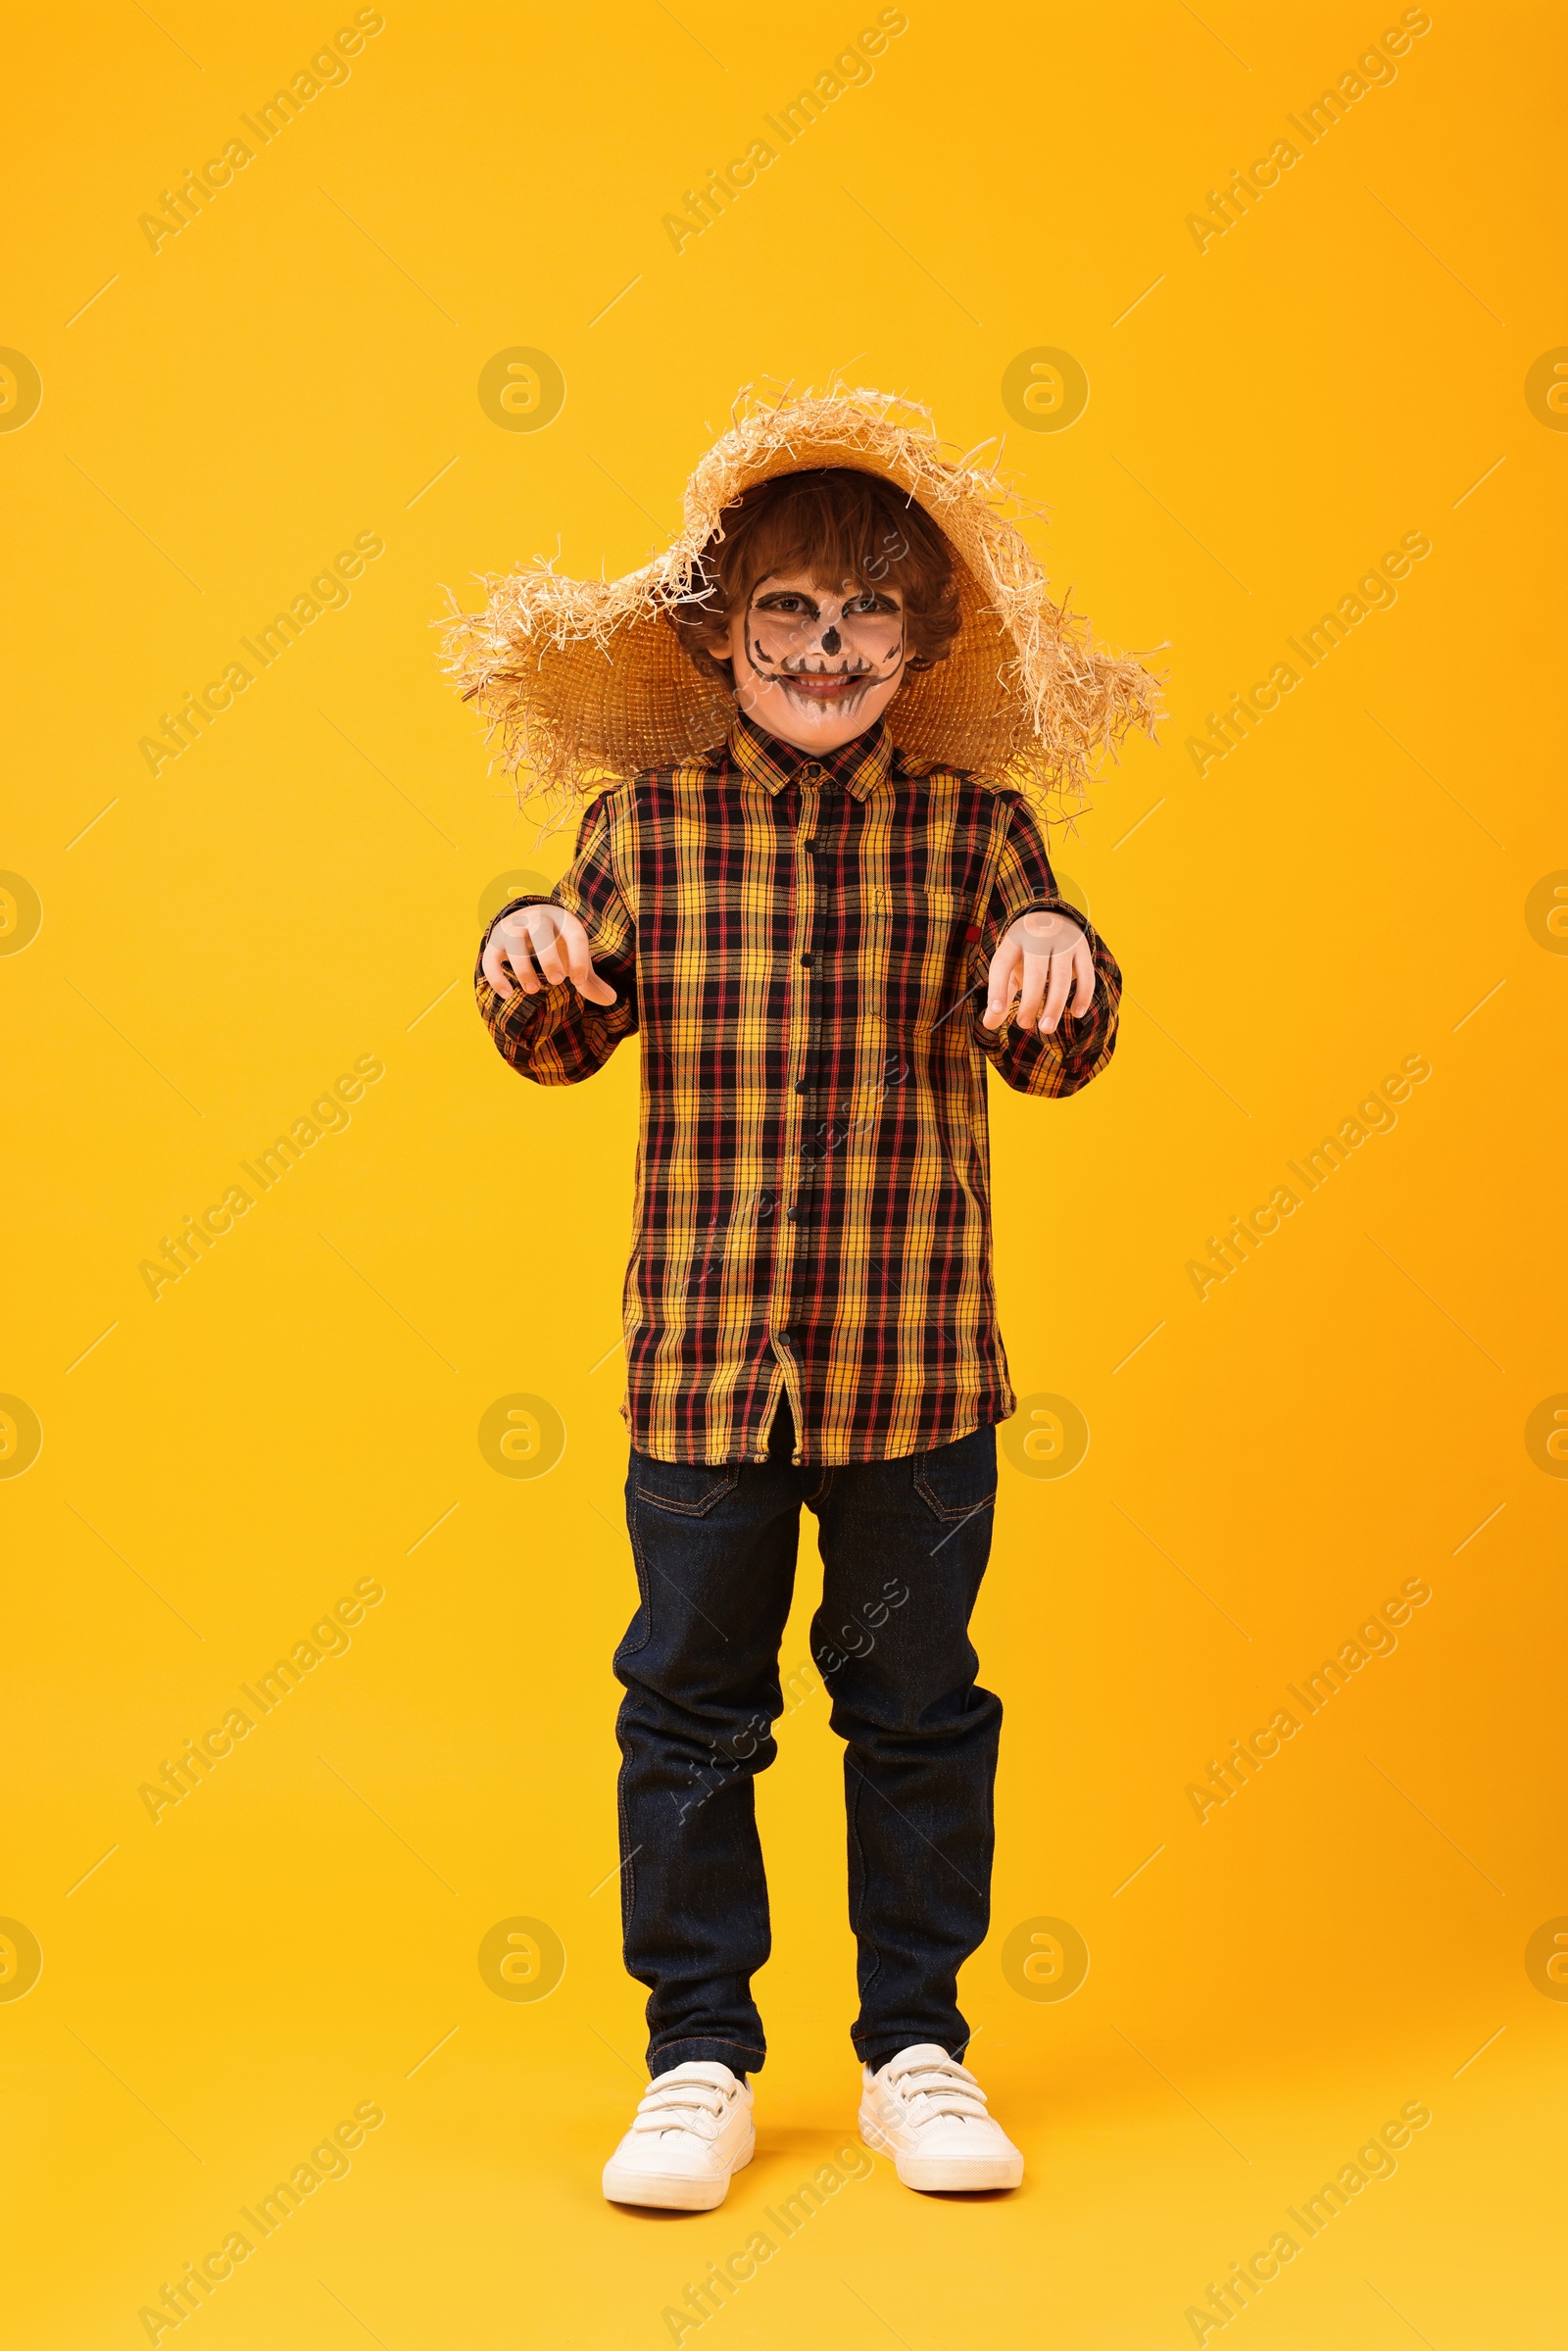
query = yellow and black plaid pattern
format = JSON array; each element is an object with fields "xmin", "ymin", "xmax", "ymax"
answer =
[{"xmin": 475, "ymin": 714, "xmax": 1122, "ymax": 1464}]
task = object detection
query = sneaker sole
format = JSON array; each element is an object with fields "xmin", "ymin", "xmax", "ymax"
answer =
[
  {"xmin": 602, "ymin": 2133, "xmax": 754, "ymax": 2211},
  {"xmin": 859, "ymin": 2106, "xmax": 1023, "ymax": 2192}
]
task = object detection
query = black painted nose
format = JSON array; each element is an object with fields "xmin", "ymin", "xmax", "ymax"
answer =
[{"xmin": 821, "ymin": 625, "xmax": 841, "ymax": 654}]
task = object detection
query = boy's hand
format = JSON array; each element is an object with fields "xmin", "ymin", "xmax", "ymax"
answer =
[
  {"xmin": 482, "ymin": 904, "xmax": 617, "ymax": 1005},
  {"xmin": 982, "ymin": 907, "xmax": 1095, "ymax": 1037}
]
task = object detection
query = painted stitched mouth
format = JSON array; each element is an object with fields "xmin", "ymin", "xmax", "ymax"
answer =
[{"xmin": 775, "ymin": 669, "xmax": 874, "ymax": 700}]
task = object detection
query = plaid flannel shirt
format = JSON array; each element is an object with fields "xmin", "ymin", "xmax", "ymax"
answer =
[{"xmin": 475, "ymin": 713, "xmax": 1121, "ymax": 1464}]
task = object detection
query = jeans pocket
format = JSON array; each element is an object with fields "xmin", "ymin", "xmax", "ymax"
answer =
[
  {"xmin": 633, "ymin": 1456, "xmax": 742, "ymax": 1517},
  {"xmin": 912, "ymin": 1426, "xmax": 998, "ymax": 1522}
]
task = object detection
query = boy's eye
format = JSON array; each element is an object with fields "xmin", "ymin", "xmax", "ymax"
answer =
[{"xmin": 844, "ymin": 593, "xmax": 896, "ymax": 614}]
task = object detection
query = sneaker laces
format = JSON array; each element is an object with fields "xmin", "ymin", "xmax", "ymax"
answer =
[
  {"xmin": 884, "ymin": 2052, "xmax": 991, "ymax": 2125},
  {"xmin": 631, "ymin": 2065, "xmax": 738, "ymax": 2140}
]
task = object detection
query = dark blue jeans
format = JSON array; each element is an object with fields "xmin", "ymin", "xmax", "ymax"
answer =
[{"xmin": 614, "ymin": 1408, "xmax": 1001, "ymax": 2079}]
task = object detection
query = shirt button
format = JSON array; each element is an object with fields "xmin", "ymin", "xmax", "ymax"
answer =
[
  {"xmin": 785, "ymin": 1207, "xmax": 799, "ymax": 1221},
  {"xmin": 800, "ymin": 953, "xmax": 814, "ymax": 968},
  {"xmin": 805, "ymin": 838, "xmax": 818, "ymax": 853},
  {"xmin": 802, "ymin": 764, "xmax": 822, "ymax": 781},
  {"xmin": 777, "ymin": 1328, "xmax": 792, "ymax": 1346},
  {"xmin": 794, "ymin": 1080, "xmax": 808, "ymax": 1095}
]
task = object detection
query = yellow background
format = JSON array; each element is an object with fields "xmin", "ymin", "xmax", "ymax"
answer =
[{"xmin": 5, "ymin": 3, "xmax": 1564, "ymax": 2344}]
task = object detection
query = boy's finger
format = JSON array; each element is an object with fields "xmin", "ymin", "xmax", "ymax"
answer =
[
  {"xmin": 1038, "ymin": 952, "xmax": 1074, "ymax": 1034},
  {"xmin": 509, "ymin": 928, "xmax": 550, "ymax": 994},
  {"xmin": 1070, "ymin": 937, "xmax": 1097, "ymax": 1015},
  {"xmin": 1014, "ymin": 950, "xmax": 1049, "ymax": 1032},
  {"xmin": 564, "ymin": 926, "xmax": 617, "ymax": 1006},
  {"xmin": 531, "ymin": 925, "xmax": 568, "ymax": 986},
  {"xmin": 481, "ymin": 941, "xmax": 514, "ymax": 1000},
  {"xmin": 495, "ymin": 928, "xmax": 537, "ymax": 997},
  {"xmin": 561, "ymin": 922, "xmax": 592, "ymax": 986},
  {"xmin": 982, "ymin": 946, "xmax": 1018, "ymax": 1028}
]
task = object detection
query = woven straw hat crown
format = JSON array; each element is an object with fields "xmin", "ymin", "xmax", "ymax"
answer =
[{"xmin": 440, "ymin": 385, "xmax": 1159, "ymax": 816}]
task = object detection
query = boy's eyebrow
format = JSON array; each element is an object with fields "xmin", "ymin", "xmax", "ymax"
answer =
[{"xmin": 751, "ymin": 583, "xmax": 902, "ymax": 608}]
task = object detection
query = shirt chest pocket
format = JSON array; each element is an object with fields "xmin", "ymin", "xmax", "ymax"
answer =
[{"xmin": 858, "ymin": 887, "xmax": 975, "ymax": 1032}]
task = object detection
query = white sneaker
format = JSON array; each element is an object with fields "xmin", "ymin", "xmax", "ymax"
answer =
[
  {"xmin": 859, "ymin": 2043, "xmax": 1023, "ymax": 2191},
  {"xmin": 601, "ymin": 2061, "xmax": 755, "ymax": 2210}
]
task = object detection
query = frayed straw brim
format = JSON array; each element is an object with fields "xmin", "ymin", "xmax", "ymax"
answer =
[{"xmin": 438, "ymin": 383, "xmax": 1161, "ymax": 820}]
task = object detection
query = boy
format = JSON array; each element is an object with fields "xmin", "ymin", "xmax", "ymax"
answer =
[{"xmin": 455, "ymin": 393, "xmax": 1154, "ymax": 2208}]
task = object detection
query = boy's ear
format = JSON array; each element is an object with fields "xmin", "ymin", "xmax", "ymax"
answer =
[
  {"xmin": 666, "ymin": 594, "xmax": 735, "ymax": 678},
  {"xmin": 691, "ymin": 608, "xmax": 733, "ymax": 661}
]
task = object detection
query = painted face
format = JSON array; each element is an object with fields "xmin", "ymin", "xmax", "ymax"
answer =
[{"xmin": 724, "ymin": 569, "xmax": 908, "ymax": 752}]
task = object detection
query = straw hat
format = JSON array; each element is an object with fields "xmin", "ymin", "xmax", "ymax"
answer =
[{"xmin": 439, "ymin": 383, "xmax": 1160, "ymax": 818}]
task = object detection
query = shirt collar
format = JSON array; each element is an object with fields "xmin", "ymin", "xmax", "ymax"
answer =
[{"xmin": 726, "ymin": 710, "xmax": 894, "ymax": 801}]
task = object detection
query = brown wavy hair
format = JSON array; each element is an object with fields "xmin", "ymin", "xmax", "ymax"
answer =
[{"xmin": 666, "ymin": 465, "xmax": 962, "ymax": 685}]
